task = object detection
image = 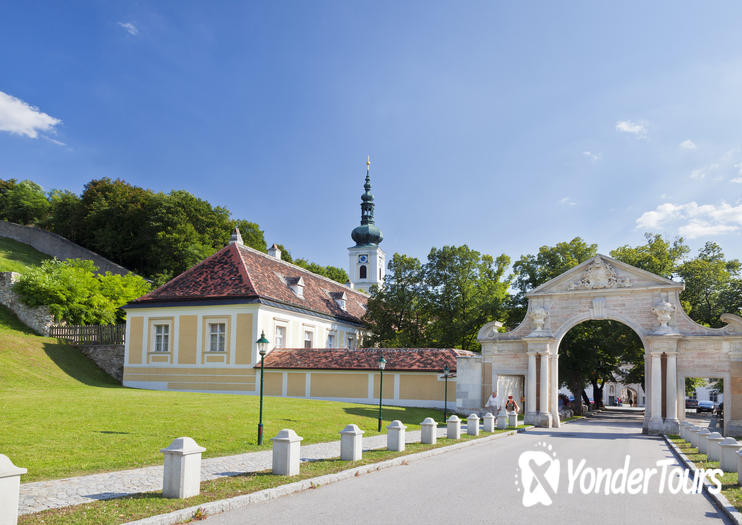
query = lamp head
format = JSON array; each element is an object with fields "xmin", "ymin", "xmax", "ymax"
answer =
[
  {"xmin": 378, "ymin": 355, "xmax": 386, "ymax": 370},
  {"xmin": 256, "ymin": 330, "xmax": 269, "ymax": 357}
]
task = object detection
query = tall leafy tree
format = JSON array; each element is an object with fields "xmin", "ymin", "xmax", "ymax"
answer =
[
  {"xmin": 3, "ymin": 180, "xmax": 50, "ymax": 225},
  {"xmin": 610, "ymin": 233, "xmax": 689, "ymax": 279}
]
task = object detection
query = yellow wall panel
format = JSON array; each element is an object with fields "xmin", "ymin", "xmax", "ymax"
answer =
[
  {"xmin": 286, "ymin": 372, "xmax": 306, "ymax": 397},
  {"xmin": 178, "ymin": 315, "xmax": 197, "ymax": 364},
  {"xmin": 311, "ymin": 373, "xmax": 368, "ymax": 398},
  {"xmin": 263, "ymin": 371, "xmax": 283, "ymax": 396},
  {"xmin": 399, "ymin": 374, "xmax": 451, "ymax": 401},
  {"xmin": 235, "ymin": 313, "xmax": 253, "ymax": 364},
  {"xmin": 167, "ymin": 382, "xmax": 255, "ymax": 391},
  {"xmin": 128, "ymin": 317, "xmax": 143, "ymax": 364}
]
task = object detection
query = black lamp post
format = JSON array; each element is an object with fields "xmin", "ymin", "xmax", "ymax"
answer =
[
  {"xmin": 256, "ymin": 331, "xmax": 269, "ymax": 445},
  {"xmin": 442, "ymin": 364, "xmax": 451, "ymax": 421},
  {"xmin": 377, "ymin": 355, "xmax": 386, "ymax": 432}
]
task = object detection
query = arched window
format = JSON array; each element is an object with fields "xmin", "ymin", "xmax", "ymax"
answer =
[{"xmin": 359, "ymin": 265, "xmax": 367, "ymax": 279}]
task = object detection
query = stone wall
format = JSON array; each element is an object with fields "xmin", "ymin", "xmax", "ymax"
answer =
[
  {"xmin": 0, "ymin": 272, "xmax": 55, "ymax": 336},
  {"xmin": 0, "ymin": 221, "xmax": 130, "ymax": 275},
  {"xmin": 78, "ymin": 344, "xmax": 124, "ymax": 382}
]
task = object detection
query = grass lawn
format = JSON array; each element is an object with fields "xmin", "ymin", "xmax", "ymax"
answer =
[
  {"xmin": 668, "ymin": 435, "xmax": 742, "ymax": 512},
  {"xmin": 0, "ymin": 236, "xmax": 49, "ymax": 273},
  {"xmin": 0, "ymin": 306, "xmax": 448, "ymax": 482},
  {"xmin": 19, "ymin": 432, "xmax": 515, "ymax": 525}
]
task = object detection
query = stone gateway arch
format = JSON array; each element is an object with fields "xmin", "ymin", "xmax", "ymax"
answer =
[{"xmin": 455, "ymin": 254, "xmax": 742, "ymax": 436}]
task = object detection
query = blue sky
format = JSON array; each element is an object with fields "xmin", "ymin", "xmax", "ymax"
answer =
[{"xmin": 1, "ymin": 2, "xmax": 742, "ymax": 269}]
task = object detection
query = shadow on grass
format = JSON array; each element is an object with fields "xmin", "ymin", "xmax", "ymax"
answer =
[
  {"xmin": 42, "ymin": 342, "xmax": 121, "ymax": 388},
  {"xmin": 0, "ymin": 305, "xmax": 38, "ymax": 335}
]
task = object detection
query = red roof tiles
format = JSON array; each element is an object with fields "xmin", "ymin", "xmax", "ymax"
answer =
[
  {"xmin": 256, "ymin": 348, "xmax": 476, "ymax": 372},
  {"xmin": 131, "ymin": 243, "xmax": 368, "ymax": 323}
]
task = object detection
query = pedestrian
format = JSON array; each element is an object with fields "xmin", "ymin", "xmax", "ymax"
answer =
[
  {"xmin": 505, "ymin": 395, "xmax": 519, "ymax": 414},
  {"xmin": 485, "ymin": 390, "xmax": 501, "ymax": 414}
]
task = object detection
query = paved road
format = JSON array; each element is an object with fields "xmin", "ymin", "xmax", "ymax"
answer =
[{"xmin": 201, "ymin": 412, "xmax": 729, "ymax": 525}]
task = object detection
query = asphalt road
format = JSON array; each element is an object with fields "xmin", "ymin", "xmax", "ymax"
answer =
[{"xmin": 201, "ymin": 411, "xmax": 729, "ymax": 525}]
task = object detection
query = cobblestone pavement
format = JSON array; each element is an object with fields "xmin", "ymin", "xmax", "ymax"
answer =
[{"xmin": 19, "ymin": 427, "xmax": 447, "ymax": 515}]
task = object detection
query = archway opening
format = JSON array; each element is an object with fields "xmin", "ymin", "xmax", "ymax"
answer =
[
  {"xmin": 557, "ymin": 319, "xmax": 645, "ymax": 416},
  {"xmin": 684, "ymin": 376, "xmax": 724, "ymax": 430}
]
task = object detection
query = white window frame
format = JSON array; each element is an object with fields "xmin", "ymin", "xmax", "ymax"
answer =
[
  {"xmin": 153, "ymin": 323, "xmax": 170, "ymax": 353},
  {"xmin": 274, "ymin": 324, "xmax": 287, "ymax": 349},
  {"xmin": 208, "ymin": 321, "xmax": 227, "ymax": 352},
  {"xmin": 347, "ymin": 335, "xmax": 355, "ymax": 349},
  {"xmin": 304, "ymin": 329, "xmax": 314, "ymax": 349},
  {"xmin": 327, "ymin": 332, "xmax": 336, "ymax": 348}
]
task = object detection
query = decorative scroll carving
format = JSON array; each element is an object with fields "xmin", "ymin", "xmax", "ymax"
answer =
[
  {"xmin": 569, "ymin": 258, "xmax": 631, "ymax": 290},
  {"xmin": 651, "ymin": 300, "xmax": 676, "ymax": 330}
]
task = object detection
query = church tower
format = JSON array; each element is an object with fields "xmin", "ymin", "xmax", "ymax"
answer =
[{"xmin": 348, "ymin": 158, "xmax": 385, "ymax": 291}]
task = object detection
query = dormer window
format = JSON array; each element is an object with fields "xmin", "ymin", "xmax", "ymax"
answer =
[
  {"xmin": 330, "ymin": 291, "xmax": 347, "ymax": 311},
  {"xmin": 287, "ymin": 276, "xmax": 305, "ymax": 298}
]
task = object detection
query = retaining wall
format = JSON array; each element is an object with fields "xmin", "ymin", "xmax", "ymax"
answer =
[
  {"xmin": 78, "ymin": 344, "xmax": 125, "ymax": 382},
  {"xmin": 0, "ymin": 272, "xmax": 55, "ymax": 336}
]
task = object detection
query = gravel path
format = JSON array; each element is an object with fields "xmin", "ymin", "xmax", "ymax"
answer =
[{"xmin": 19, "ymin": 427, "xmax": 447, "ymax": 515}]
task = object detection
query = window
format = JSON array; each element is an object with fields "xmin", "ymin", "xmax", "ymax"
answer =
[
  {"xmin": 359, "ymin": 265, "xmax": 367, "ymax": 279},
  {"xmin": 208, "ymin": 323, "xmax": 226, "ymax": 352},
  {"xmin": 304, "ymin": 330, "xmax": 313, "ymax": 349},
  {"xmin": 275, "ymin": 326, "xmax": 286, "ymax": 348},
  {"xmin": 347, "ymin": 336, "xmax": 355, "ymax": 349},
  {"xmin": 154, "ymin": 324, "xmax": 169, "ymax": 352},
  {"xmin": 327, "ymin": 333, "xmax": 335, "ymax": 348}
]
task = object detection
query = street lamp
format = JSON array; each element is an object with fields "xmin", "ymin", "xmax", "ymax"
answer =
[
  {"xmin": 442, "ymin": 364, "xmax": 451, "ymax": 421},
  {"xmin": 377, "ymin": 355, "xmax": 386, "ymax": 432},
  {"xmin": 256, "ymin": 330, "xmax": 269, "ymax": 445}
]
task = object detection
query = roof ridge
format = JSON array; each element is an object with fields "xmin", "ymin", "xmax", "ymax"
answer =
[
  {"xmin": 229, "ymin": 243, "xmax": 257, "ymax": 295},
  {"xmin": 237, "ymin": 243, "xmax": 367, "ymax": 298}
]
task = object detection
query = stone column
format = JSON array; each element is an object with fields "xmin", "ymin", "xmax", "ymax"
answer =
[
  {"xmin": 538, "ymin": 351, "xmax": 552, "ymax": 427},
  {"xmin": 648, "ymin": 352, "xmax": 663, "ymax": 434},
  {"xmin": 664, "ymin": 351, "xmax": 679, "ymax": 434},
  {"xmin": 550, "ymin": 353, "xmax": 560, "ymax": 428},
  {"xmin": 526, "ymin": 351, "xmax": 537, "ymax": 425}
]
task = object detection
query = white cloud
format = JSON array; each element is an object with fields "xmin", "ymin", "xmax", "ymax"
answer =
[
  {"xmin": 690, "ymin": 163, "xmax": 720, "ymax": 180},
  {"xmin": 582, "ymin": 151, "xmax": 601, "ymax": 161},
  {"xmin": 0, "ymin": 90, "xmax": 61, "ymax": 139},
  {"xmin": 679, "ymin": 139, "xmax": 697, "ymax": 150},
  {"xmin": 118, "ymin": 22, "xmax": 138, "ymax": 35},
  {"xmin": 616, "ymin": 120, "xmax": 648, "ymax": 139},
  {"xmin": 636, "ymin": 201, "xmax": 742, "ymax": 238},
  {"xmin": 559, "ymin": 197, "xmax": 576, "ymax": 206},
  {"xmin": 732, "ymin": 178, "xmax": 742, "ymax": 184}
]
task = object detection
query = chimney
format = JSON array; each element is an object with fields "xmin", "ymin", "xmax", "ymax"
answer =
[
  {"xmin": 267, "ymin": 243, "xmax": 282, "ymax": 260},
  {"xmin": 346, "ymin": 280, "xmax": 354, "ymax": 290},
  {"xmin": 229, "ymin": 227, "xmax": 244, "ymax": 245}
]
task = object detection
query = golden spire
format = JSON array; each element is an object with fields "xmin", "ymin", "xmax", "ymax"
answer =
[{"xmin": 366, "ymin": 155, "xmax": 371, "ymax": 171}]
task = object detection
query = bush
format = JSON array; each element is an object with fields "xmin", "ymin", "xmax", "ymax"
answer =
[{"xmin": 14, "ymin": 259, "xmax": 150, "ymax": 325}]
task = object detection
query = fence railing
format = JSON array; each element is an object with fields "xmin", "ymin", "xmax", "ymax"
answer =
[{"xmin": 50, "ymin": 324, "xmax": 125, "ymax": 345}]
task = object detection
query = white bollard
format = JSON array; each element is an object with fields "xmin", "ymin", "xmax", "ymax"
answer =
[
  {"xmin": 483, "ymin": 412, "xmax": 495, "ymax": 433},
  {"xmin": 467, "ymin": 414, "xmax": 480, "ymax": 436},
  {"xmin": 421, "ymin": 417, "xmax": 437, "ymax": 445},
  {"xmin": 688, "ymin": 426, "xmax": 701, "ymax": 449},
  {"xmin": 340, "ymin": 424, "xmax": 364, "ymax": 461},
  {"xmin": 161, "ymin": 437, "xmax": 206, "ymax": 499},
  {"xmin": 0, "ymin": 454, "xmax": 26, "ymax": 525},
  {"xmin": 507, "ymin": 412, "xmax": 518, "ymax": 428},
  {"xmin": 272, "ymin": 429, "xmax": 303, "ymax": 476},
  {"xmin": 496, "ymin": 409, "xmax": 507, "ymax": 430},
  {"xmin": 679, "ymin": 421, "xmax": 690, "ymax": 441},
  {"xmin": 720, "ymin": 437, "xmax": 742, "ymax": 473},
  {"xmin": 447, "ymin": 415, "xmax": 461, "ymax": 440},
  {"xmin": 737, "ymin": 449, "xmax": 742, "ymax": 486},
  {"xmin": 707, "ymin": 432, "xmax": 724, "ymax": 462},
  {"xmin": 698, "ymin": 428, "xmax": 712, "ymax": 455},
  {"xmin": 387, "ymin": 420, "xmax": 406, "ymax": 451}
]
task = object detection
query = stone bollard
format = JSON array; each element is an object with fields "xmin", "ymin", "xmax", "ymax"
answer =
[
  {"xmin": 387, "ymin": 420, "xmax": 406, "ymax": 452},
  {"xmin": 707, "ymin": 432, "xmax": 724, "ymax": 462},
  {"xmin": 698, "ymin": 428, "xmax": 712, "ymax": 455},
  {"xmin": 720, "ymin": 437, "xmax": 742, "ymax": 473},
  {"xmin": 496, "ymin": 410, "xmax": 507, "ymax": 430},
  {"xmin": 688, "ymin": 426, "xmax": 701, "ymax": 449},
  {"xmin": 421, "ymin": 417, "xmax": 437, "ymax": 445},
  {"xmin": 340, "ymin": 424, "xmax": 364, "ymax": 461},
  {"xmin": 272, "ymin": 429, "xmax": 303, "ymax": 476},
  {"xmin": 483, "ymin": 412, "xmax": 495, "ymax": 433},
  {"xmin": 467, "ymin": 414, "xmax": 480, "ymax": 436},
  {"xmin": 679, "ymin": 421, "xmax": 690, "ymax": 441},
  {"xmin": 161, "ymin": 437, "xmax": 206, "ymax": 499},
  {"xmin": 0, "ymin": 454, "xmax": 26, "ymax": 525},
  {"xmin": 447, "ymin": 415, "xmax": 461, "ymax": 440},
  {"xmin": 737, "ymin": 449, "xmax": 742, "ymax": 486},
  {"xmin": 507, "ymin": 412, "xmax": 518, "ymax": 428}
]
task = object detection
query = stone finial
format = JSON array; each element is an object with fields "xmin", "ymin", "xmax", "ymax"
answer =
[
  {"xmin": 160, "ymin": 437, "xmax": 206, "ymax": 499},
  {"xmin": 0, "ymin": 454, "xmax": 26, "ymax": 525},
  {"xmin": 229, "ymin": 227, "xmax": 244, "ymax": 246},
  {"xmin": 271, "ymin": 429, "xmax": 303, "ymax": 476},
  {"xmin": 340, "ymin": 424, "xmax": 364, "ymax": 461},
  {"xmin": 420, "ymin": 417, "xmax": 437, "ymax": 445},
  {"xmin": 447, "ymin": 414, "xmax": 461, "ymax": 440},
  {"xmin": 467, "ymin": 414, "xmax": 480, "ymax": 436},
  {"xmin": 387, "ymin": 420, "xmax": 406, "ymax": 452}
]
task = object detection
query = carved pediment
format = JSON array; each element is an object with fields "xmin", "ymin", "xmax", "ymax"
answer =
[{"xmin": 527, "ymin": 254, "xmax": 683, "ymax": 296}]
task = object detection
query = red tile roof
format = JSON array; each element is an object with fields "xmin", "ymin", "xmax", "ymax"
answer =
[
  {"xmin": 256, "ymin": 348, "xmax": 476, "ymax": 372},
  {"xmin": 130, "ymin": 243, "xmax": 368, "ymax": 323}
]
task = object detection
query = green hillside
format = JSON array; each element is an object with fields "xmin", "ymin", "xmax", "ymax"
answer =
[
  {"xmin": 0, "ymin": 306, "xmax": 442, "ymax": 482},
  {"xmin": 0, "ymin": 237, "xmax": 49, "ymax": 273}
]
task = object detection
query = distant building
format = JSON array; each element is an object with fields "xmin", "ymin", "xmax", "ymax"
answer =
[{"xmin": 347, "ymin": 158, "xmax": 385, "ymax": 291}]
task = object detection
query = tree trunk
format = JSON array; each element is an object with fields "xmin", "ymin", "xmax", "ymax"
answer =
[{"xmin": 581, "ymin": 389, "xmax": 591, "ymax": 411}]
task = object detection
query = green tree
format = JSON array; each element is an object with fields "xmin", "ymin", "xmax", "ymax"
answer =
[
  {"xmin": 232, "ymin": 219, "xmax": 267, "ymax": 253},
  {"xmin": 610, "ymin": 233, "xmax": 689, "ymax": 279},
  {"xmin": 40, "ymin": 189, "xmax": 84, "ymax": 242},
  {"xmin": 4, "ymin": 180, "xmax": 50, "ymax": 225},
  {"xmin": 293, "ymin": 259, "xmax": 349, "ymax": 284}
]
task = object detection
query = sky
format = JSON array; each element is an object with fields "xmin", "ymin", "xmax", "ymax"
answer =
[{"xmin": 1, "ymin": 1, "xmax": 742, "ymax": 271}]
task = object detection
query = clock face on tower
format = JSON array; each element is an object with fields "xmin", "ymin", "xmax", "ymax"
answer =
[{"xmin": 358, "ymin": 254, "xmax": 368, "ymax": 264}]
